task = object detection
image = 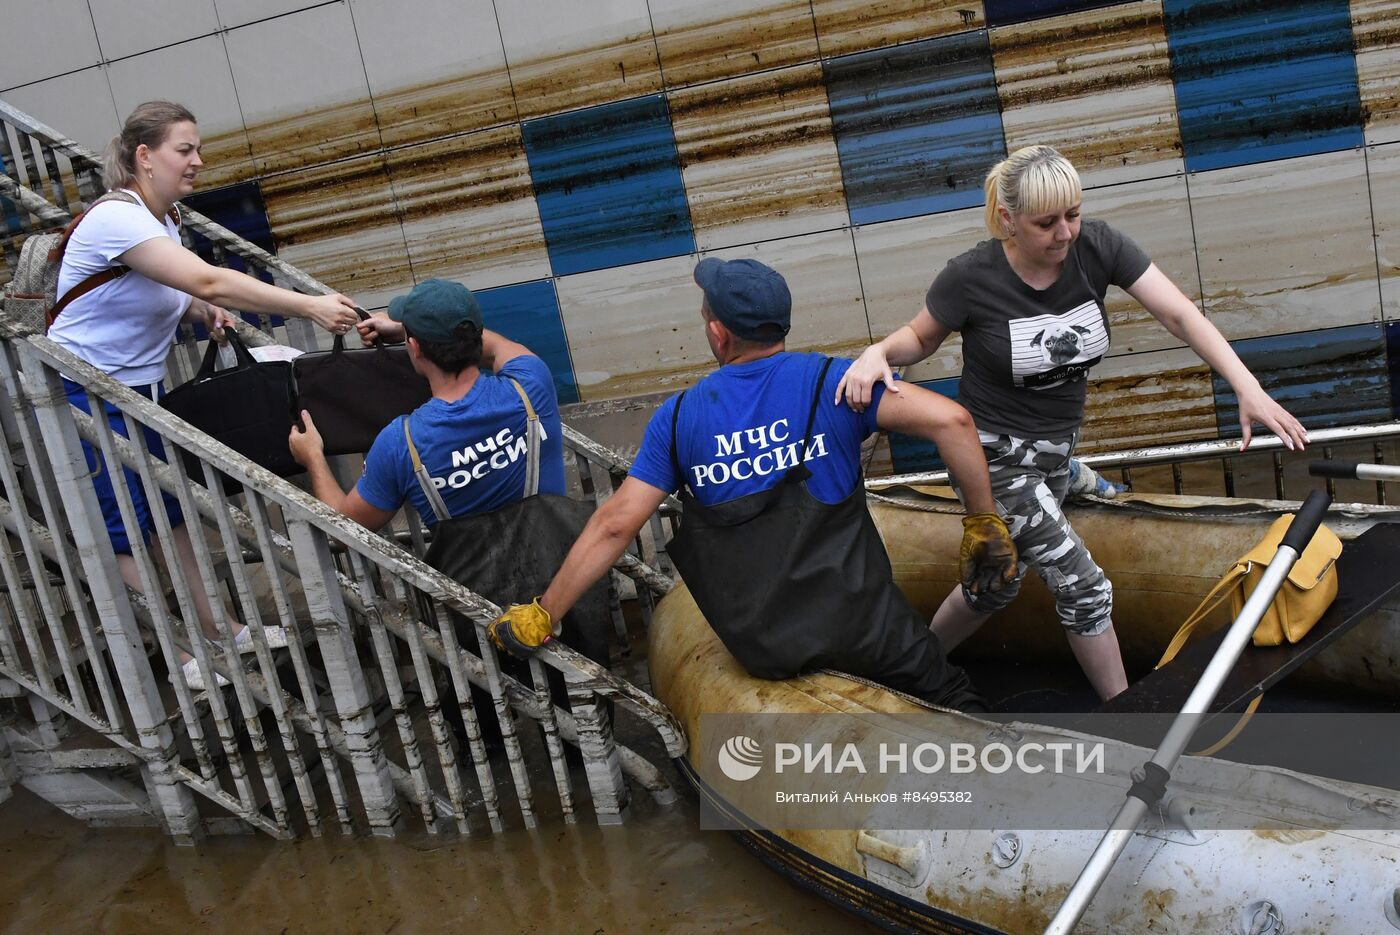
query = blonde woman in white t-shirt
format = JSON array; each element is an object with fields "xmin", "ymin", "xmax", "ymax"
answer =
[{"xmin": 54, "ymin": 100, "xmax": 360, "ymax": 689}]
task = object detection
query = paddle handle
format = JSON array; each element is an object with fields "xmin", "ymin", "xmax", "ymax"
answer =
[
  {"xmin": 1310, "ymin": 459, "xmax": 1358, "ymax": 479},
  {"xmin": 1047, "ymin": 491, "xmax": 1333, "ymax": 935},
  {"xmin": 1281, "ymin": 489, "xmax": 1330, "ymax": 554},
  {"xmin": 1309, "ymin": 459, "xmax": 1400, "ymax": 483}
]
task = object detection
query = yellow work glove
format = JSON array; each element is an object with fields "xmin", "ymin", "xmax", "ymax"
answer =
[
  {"xmin": 960, "ymin": 513, "xmax": 1018, "ymax": 596},
  {"xmin": 489, "ymin": 598, "xmax": 557, "ymax": 658}
]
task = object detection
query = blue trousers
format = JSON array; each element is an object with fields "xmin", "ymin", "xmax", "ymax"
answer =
[{"xmin": 63, "ymin": 378, "xmax": 184, "ymax": 555}]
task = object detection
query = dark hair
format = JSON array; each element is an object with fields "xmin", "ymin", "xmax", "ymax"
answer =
[
  {"xmin": 406, "ymin": 321, "xmax": 483, "ymax": 375},
  {"xmin": 701, "ymin": 297, "xmax": 784, "ymax": 352},
  {"xmin": 102, "ymin": 101, "xmax": 198, "ymax": 191}
]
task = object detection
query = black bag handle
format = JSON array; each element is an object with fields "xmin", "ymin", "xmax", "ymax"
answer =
[
  {"xmin": 329, "ymin": 306, "xmax": 389, "ymax": 356},
  {"xmin": 195, "ymin": 329, "xmax": 257, "ymax": 381}
]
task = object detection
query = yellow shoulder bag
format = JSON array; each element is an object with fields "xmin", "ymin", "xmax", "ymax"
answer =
[{"xmin": 1156, "ymin": 513, "xmax": 1342, "ymax": 754}]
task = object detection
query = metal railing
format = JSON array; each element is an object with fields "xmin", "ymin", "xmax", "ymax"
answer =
[
  {"xmin": 0, "ymin": 318, "xmax": 685, "ymax": 841},
  {"xmin": 869, "ymin": 422, "xmax": 1400, "ymax": 506},
  {"xmin": 0, "ymin": 98, "xmax": 684, "ymax": 841}
]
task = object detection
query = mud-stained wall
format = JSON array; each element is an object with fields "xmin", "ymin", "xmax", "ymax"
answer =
[{"xmin": 1, "ymin": 0, "xmax": 1397, "ymax": 467}]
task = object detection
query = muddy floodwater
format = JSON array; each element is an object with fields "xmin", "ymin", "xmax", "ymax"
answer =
[{"xmin": 0, "ymin": 781, "xmax": 875, "ymax": 933}]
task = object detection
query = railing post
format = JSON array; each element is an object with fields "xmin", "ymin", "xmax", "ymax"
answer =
[
  {"xmin": 281, "ymin": 304, "xmax": 321, "ymax": 353},
  {"xmin": 0, "ymin": 720, "xmax": 14, "ymax": 805},
  {"xmin": 286, "ymin": 517, "xmax": 401, "ymax": 836},
  {"xmin": 14, "ymin": 342, "xmax": 201, "ymax": 841},
  {"xmin": 25, "ymin": 694, "xmax": 67, "ymax": 748},
  {"xmin": 1375, "ymin": 442, "xmax": 1387, "ymax": 506},
  {"xmin": 563, "ymin": 666, "xmax": 629, "ymax": 826}
]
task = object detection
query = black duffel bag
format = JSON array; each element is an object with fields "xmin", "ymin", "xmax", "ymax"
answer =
[
  {"xmin": 160, "ymin": 331, "xmax": 301, "ymax": 480},
  {"xmin": 292, "ymin": 332, "xmax": 431, "ymax": 456}
]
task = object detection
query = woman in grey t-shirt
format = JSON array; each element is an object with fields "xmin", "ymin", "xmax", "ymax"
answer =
[{"xmin": 837, "ymin": 145, "xmax": 1307, "ymax": 701}]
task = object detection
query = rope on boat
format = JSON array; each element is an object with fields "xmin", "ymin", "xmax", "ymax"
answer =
[
  {"xmin": 867, "ymin": 485, "xmax": 1283, "ymax": 518},
  {"xmin": 810, "ymin": 668, "xmax": 963, "ymax": 716},
  {"xmin": 867, "ymin": 486, "xmax": 1391, "ymax": 522}
]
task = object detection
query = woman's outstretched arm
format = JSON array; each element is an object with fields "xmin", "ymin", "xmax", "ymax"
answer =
[{"xmin": 1127, "ymin": 263, "xmax": 1308, "ymax": 451}]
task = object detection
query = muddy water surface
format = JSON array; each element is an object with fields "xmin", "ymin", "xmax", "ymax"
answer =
[{"xmin": 0, "ymin": 784, "xmax": 874, "ymax": 934}]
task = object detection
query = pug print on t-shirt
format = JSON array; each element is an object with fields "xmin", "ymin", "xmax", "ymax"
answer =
[{"xmin": 1007, "ymin": 299, "xmax": 1110, "ymax": 390}]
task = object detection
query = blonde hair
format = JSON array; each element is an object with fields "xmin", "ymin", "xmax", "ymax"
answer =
[
  {"xmin": 983, "ymin": 145, "xmax": 1082, "ymax": 240},
  {"xmin": 101, "ymin": 100, "xmax": 197, "ymax": 191}
]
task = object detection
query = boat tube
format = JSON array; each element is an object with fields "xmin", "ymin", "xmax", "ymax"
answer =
[{"xmin": 649, "ymin": 491, "xmax": 1400, "ymax": 934}]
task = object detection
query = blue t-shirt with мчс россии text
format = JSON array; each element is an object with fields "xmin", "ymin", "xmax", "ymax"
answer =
[
  {"xmin": 355, "ymin": 354, "xmax": 564, "ymax": 524},
  {"xmin": 628, "ymin": 353, "xmax": 886, "ymax": 507}
]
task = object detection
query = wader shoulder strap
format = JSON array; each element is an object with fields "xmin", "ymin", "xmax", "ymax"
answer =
[
  {"xmin": 799, "ymin": 357, "xmax": 834, "ymax": 463},
  {"xmin": 507, "ymin": 377, "xmax": 541, "ymax": 498},
  {"xmin": 669, "ymin": 390, "xmax": 689, "ymax": 495},
  {"xmin": 402, "ymin": 417, "xmax": 452, "ymax": 522}
]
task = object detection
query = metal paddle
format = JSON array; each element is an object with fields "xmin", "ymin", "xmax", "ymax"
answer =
[{"xmin": 1043, "ymin": 489, "xmax": 1333, "ymax": 935}]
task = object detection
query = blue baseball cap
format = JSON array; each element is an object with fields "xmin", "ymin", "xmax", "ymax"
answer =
[
  {"xmin": 388, "ymin": 279, "xmax": 483, "ymax": 343},
  {"xmin": 693, "ymin": 257, "xmax": 791, "ymax": 342}
]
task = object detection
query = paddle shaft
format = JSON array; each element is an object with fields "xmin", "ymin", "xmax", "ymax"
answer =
[{"xmin": 1044, "ymin": 491, "xmax": 1332, "ymax": 935}]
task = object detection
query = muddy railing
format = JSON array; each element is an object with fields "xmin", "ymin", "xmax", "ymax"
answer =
[
  {"xmin": 870, "ymin": 422, "xmax": 1400, "ymax": 506},
  {"xmin": 0, "ymin": 316, "xmax": 684, "ymax": 842}
]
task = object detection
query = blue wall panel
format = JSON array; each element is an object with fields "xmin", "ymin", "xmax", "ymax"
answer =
[
  {"xmin": 183, "ymin": 181, "xmax": 279, "ymax": 330},
  {"xmin": 1386, "ymin": 322, "xmax": 1400, "ymax": 419},
  {"xmin": 1164, "ymin": 0, "xmax": 1364, "ymax": 172},
  {"xmin": 825, "ymin": 32, "xmax": 1006, "ymax": 225},
  {"xmin": 522, "ymin": 94, "xmax": 695, "ymax": 277},
  {"xmin": 888, "ymin": 377, "xmax": 963, "ymax": 474},
  {"xmin": 477, "ymin": 279, "xmax": 579, "ymax": 405},
  {"xmin": 1212, "ymin": 324, "xmax": 1391, "ymax": 436},
  {"xmin": 183, "ymin": 181, "xmax": 277, "ymax": 266}
]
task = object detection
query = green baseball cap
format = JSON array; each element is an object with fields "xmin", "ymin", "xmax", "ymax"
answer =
[{"xmin": 387, "ymin": 279, "xmax": 483, "ymax": 342}]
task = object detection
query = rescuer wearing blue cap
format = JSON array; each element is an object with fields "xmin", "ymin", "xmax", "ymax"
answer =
[
  {"xmin": 491, "ymin": 259, "xmax": 1016, "ymax": 710},
  {"xmin": 289, "ymin": 278, "xmax": 565, "ymax": 527},
  {"xmin": 289, "ymin": 278, "xmax": 612, "ymax": 737}
]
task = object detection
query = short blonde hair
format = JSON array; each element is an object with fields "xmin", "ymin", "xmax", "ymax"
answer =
[{"xmin": 983, "ymin": 145, "xmax": 1082, "ymax": 240}]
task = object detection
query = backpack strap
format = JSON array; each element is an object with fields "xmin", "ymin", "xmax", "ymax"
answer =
[
  {"xmin": 46, "ymin": 268, "xmax": 127, "ymax": 330},
  {"xmin": 45, "ymin": 191, "xmax": 144, "ymax": 331},
  {"xmin": 507, "ymin": 377, "xmax": 541, "ymax": 498},
  {"xmin": 402, "ymin": 417, "xmax": 451, "ymax": 522}
]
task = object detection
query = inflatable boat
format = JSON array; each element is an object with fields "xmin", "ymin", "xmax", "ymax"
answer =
[{"xmin": 648, "ymin": 489, "xmax": 1400, "ymax": 934}]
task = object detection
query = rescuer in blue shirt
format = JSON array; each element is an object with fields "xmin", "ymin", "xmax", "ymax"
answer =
[{"xmin": 490, "ymin": 259, "xmax": 1017, "ymax": 710}]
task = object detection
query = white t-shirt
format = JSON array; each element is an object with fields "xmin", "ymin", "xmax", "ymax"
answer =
[{"xmin": 50, "ymin": 190, "xmax": 192, "ymax": 386}]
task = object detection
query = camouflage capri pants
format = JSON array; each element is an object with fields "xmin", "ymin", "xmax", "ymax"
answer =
[{"xmin": 952, "ymin": 432, "xmax": 1113, "ymax": 636}]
